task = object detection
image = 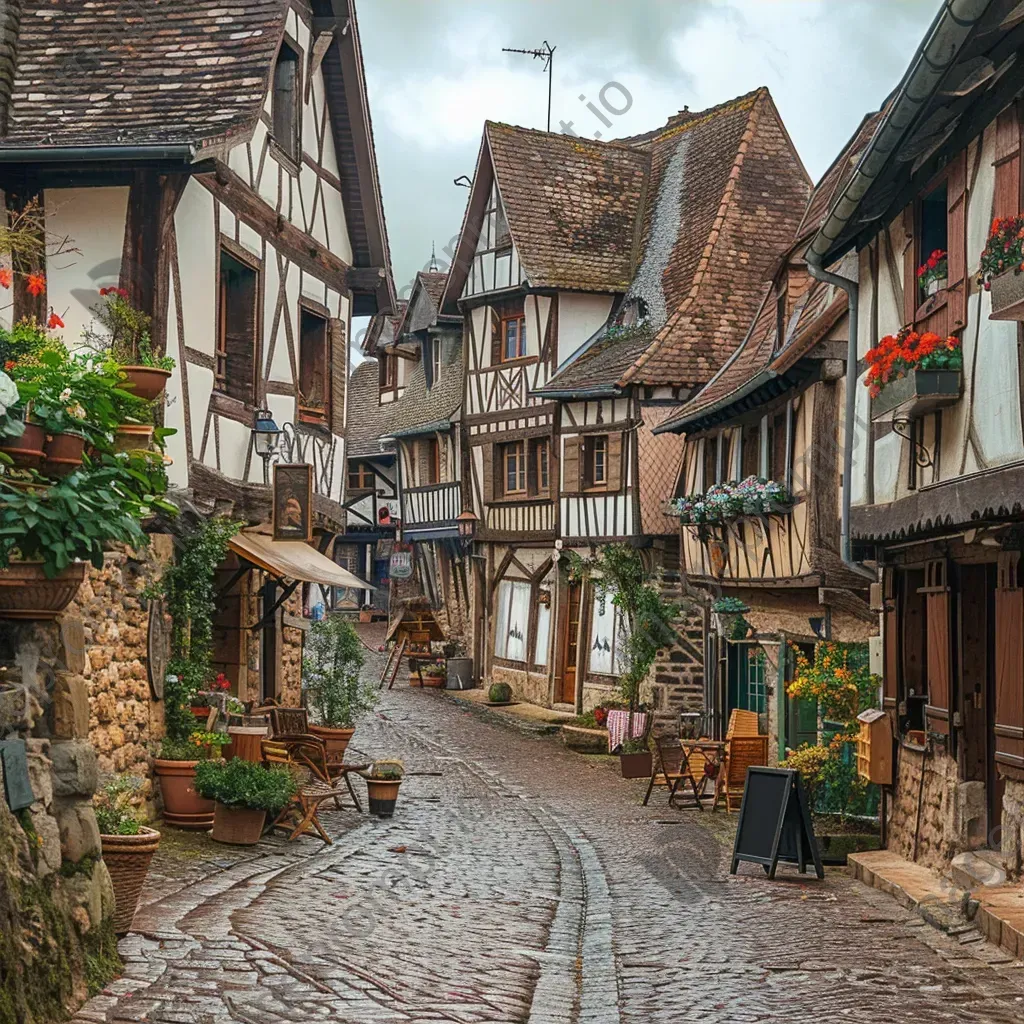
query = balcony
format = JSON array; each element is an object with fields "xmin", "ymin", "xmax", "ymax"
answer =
[{"xmin": 402, "ymin": 481, "xmax": 462, "ymax": 539}]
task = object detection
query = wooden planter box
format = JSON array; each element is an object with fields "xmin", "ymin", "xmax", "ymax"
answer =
[
  {"xmin": 989, "ymin": 268, "xmax": 1024, "ymax": 321},
  {"xmin": 871, "ymin": 369, "xmax": 962, "ymax": 422}
]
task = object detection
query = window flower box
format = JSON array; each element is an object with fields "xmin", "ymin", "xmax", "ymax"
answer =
[
  {"xmin": 987, "ymin": 267, "xmax": 1024, "ymax": 321},
  {"xmin": 981, "ymin": 216, "xmax": 1024, "ymax": 321},
  {"xmin": 669, "ymin": 476, "xmax": 793, "ymax": 525},
  {"xmin": 870, "ymin": 368, "xmax": 962, "ymax": 422}
]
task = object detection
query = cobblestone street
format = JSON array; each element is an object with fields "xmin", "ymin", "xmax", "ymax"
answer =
[{"xmin": 74, "ymin": 652, "xmax": 1024, "ymax": 1024}]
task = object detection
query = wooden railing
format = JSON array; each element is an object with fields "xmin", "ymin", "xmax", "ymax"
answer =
[{"xmin": 403, "ymin": 481, "xmax": 462, "ymax": 529}]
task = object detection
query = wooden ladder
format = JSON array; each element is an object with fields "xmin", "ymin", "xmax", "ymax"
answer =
[{"xmin": 379, "ymin": 638, "xmax": 406, "ymax": 690}]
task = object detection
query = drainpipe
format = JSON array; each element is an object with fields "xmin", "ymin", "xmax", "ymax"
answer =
[{"xmin": 806, "ymin": 259, "xmax": 874, "ymax": 582}]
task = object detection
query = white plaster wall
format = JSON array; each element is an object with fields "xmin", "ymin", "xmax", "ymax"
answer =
[
  {"xmin": 175, "ymin": 182, "xmax": 217, "ymax": 357},
  {"xmin": 163, "ymin": 277, "xmax": 189, "ymax": 490},
  {"xmin": 557, "ymin": 293, "xmax": 614, "ymax": 365}
]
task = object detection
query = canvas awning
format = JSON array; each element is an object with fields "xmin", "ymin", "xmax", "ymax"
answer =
[{"xmin": 229, "ymin": 532, "xmax": 374, "ymax": 591}]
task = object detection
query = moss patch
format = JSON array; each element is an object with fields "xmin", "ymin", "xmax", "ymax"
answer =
[{"xmin": 83, "ymin": 921, "xmax": 121, "ymax": 998}]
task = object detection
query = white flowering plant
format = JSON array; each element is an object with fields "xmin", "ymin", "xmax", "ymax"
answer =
[{"xmin": 670, "ymin": 476, "xmax": 793, "ymax": 525}]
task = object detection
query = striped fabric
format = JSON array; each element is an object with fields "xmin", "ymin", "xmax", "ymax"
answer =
[{"xmin": 606, "ymin": 710, "xmax": 648, "ymax": 753}]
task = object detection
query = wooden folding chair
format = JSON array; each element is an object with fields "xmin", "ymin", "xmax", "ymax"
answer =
[
  {"xmin": 719, "ymin": 734, "xmax": 769, "ymax": 811},
  {"xmin": 261, "ymin": 738, "xmax": 364, "ymax": 845},
  {"xmin": 726, "ymin": 708, "xmax": 760, "ymax": 740},
  {"xmin": 643, "ymin": 737, "xmax": 706, "ymax": 810}
]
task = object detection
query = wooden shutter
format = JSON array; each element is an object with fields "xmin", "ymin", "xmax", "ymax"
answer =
[
  {"xmin": 923, "ymin": 559, "xmax": 951, "ymax": 735},
  {"xmin": 562, "ymin": 437, "xmax": 581, "ymax": 493},
  {"xmin": 903, "ymin": 203, "xmax": 918, "ymax": 326},
  {"xmin": 329, "ymin": 317, "xmax": 345, "ymax": 435},
  {"xmin": 490, "ymin": 307, "xmax": 501, "ymax": 365},
  {"xmin": 223, "ymin": 263, "xmax": 257, "ymax": 405},
  {"xmin": 993, "ymin": 105, "xmax": 1021, "ymax": 220},
  {"xmin": 883, "ymin": 567, "xmax": 899, "ymax": 712},
  {"xmin": 946, "ymin": 151, "xmax": 968, "ymax": 332},
  {"xmin": 526, "ymin": 440, "xmax": 538, "ymax": 495},
  {"xmin": 605, "ymin": 432, "xmax": 624, "ymax": 491},
  {"xmin": 481, "ymin": 443, "xmax": 495, "ymax": 505},
  {"xmin": 995, "ymin": 552, "xmax": 1024, "ymax": 774}
]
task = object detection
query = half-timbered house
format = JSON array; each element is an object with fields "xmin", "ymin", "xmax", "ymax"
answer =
[
  {"xmin": 805, "ymin": 0, "xmax": 1024, "ymax": 876},
  {"xmin": 442, "ymin": 90, "xmax": 812, "ymax": 714},
  {"xmin": 0, "ymin": 0, "xmax": 393, "ymax": 704}
]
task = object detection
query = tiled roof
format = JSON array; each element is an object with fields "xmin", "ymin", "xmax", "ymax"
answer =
[
  {"xmin": 346, "ymin": 359, "xmax": 392, "ymax": 459},
  {"xmin": 386, "ymin": 330, "xmax": 463, "ymax": 437},
  {"xmin": 485, "ymin": 122, "xmax": 649, "ymax": 292},
  {"xmin": 1, "ymin": 1, "xmax": 288, "ymax": 149}
]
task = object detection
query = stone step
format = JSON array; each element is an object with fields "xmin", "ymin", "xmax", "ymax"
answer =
[{"xmin": 951, "ymin": 851, "xmax": 1008, "ymax": 890}]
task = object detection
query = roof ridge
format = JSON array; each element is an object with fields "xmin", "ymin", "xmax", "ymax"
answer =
[
  {"xmin": 484, "ymin": 119, "xmax": 642, "ymax": 154},
  {"xmin": 618, "ymin": 90, "xmax": 766, "ymax": 387},
  {"xmin": 616, "ymin": 86, "xmax": 767, "ymax": 147}
]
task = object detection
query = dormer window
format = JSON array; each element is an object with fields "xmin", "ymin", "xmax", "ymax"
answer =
[
  {"xmin": 431, "ymin": 338, "xmax": 442, "ymax": 387},
  {"xmin": 272, "ymin": 41, "xmax": 300, "ymax": 163}
]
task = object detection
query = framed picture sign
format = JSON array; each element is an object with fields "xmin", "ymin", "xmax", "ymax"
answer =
[{"xmin": 273, "ymin": 463, "xmax": 313, "ymax": 542}]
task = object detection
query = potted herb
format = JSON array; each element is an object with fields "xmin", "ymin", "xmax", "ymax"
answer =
[
  {"xmin": 365, "ymin": 760, "xmax": 404, "ymax": 818},
  {"xmin": 711, "ymin": 596, "xmax": 750, "ymax": 639},
  {"xmin": 94, "ymin": 774, "xmax": 161, "ymax": 935},
  {"xmin": 486, "ymin": 682, "xmax": 514, "ymax": 706},
  {"xmin": 84, "ymin": 288, "xmax": 175, "ymax": 400},
  {"xmin": 418, "ymin": 659, "xmax": 447, "ymax": 688},
  {"xmin": 304, "ymin": 615, "xmax": 376, "ymax": 755},
  {"xmin": 194, "ymin": 757, "xmax": 297, "ymax": 845}
]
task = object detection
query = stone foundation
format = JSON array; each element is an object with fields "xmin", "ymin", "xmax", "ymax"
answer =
[
  {"xmin": 648, "ymin": 581, "xmax": 705, "ymax": 734},
  {"xmin": 490, "ymin": 663, "xmax": 550, "ymax": 707},
  {"xmin": 1001, "ymin": 779, "xmax": 1024, "ymax": 875}
]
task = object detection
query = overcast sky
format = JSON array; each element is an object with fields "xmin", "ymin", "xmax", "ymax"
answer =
[{"xmin": 357, "ymin": 0, "xmax": 939, "ymax": 303}]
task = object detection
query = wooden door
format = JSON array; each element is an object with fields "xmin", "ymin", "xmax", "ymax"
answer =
[
  {"xmin": 560, "ymin": 583, "xmax": 582, "ymax": 704},
  {"xmin": 958, "ymin": 564, "xmax": 990, "ymax": 785},
  {"xmin": 211, "ymin": 556, "xmax": 244, "ymax": 695}
]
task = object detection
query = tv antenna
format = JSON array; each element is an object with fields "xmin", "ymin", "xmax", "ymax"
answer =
[{"xmin": 502, "ymin": 40, "xmax": 555, "ymax": 132}]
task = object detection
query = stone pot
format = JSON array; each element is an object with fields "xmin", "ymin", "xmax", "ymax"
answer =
[
  {"xmin": 43, "ymin": 431, "xmax": 86, "ymax": 478},
  {"xmin": 114, "ymin": 423, "xmax": 155, "ymax": 453},
  {"xmin": 101, "ymin": 826, "xmax": 161, "ymax": 935},
  {"xmin": 309, "ymin": 724, "xmax": 355, "ymax": 758},
  {"xmin": 366, "ymin": 778, "xmax": 402, "ymax": 818},
  {"xmin": 619, "ymin": 751, "xmax": 653, "ymax": 779},
  {"xmin": 0, "ymin": 421, "xmax": 46, "ymax": 468},
  {"xmin": 121, "ymin": 365, "xmax": 172, "ymax": 401},
  {"xmin": 445, "ymin": 657, "xmax": 475, "ymax": 690},
  {"xmin": 0, "ymin": 561, "xmax": 87, "ymax": 620},
  {"xmin": 154, "ymin": 759, "xmax": 215, "ymax": 829},
  {"xmin": 211, "ymin": 803, "xmax": 266, "ymax": 845}
]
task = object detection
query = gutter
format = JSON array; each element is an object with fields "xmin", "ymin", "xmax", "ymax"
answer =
[
  {"xmin": 0, "ymin": 143, "xmax": 197, "ymax": 163},
  {"xmin": 652, "ymin": 369, "xmax": 777, "ymax": 435},
  {"xmin": 529, "ymin": 386, "xmax": 621, "ymax": 400}
]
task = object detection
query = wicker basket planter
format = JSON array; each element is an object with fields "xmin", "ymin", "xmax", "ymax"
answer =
[
  {"xmin": 211, "ymin": 803, "xmax": 266, "ymax": 845},
  {"xmin": 308, "ymin": 724, "xmax": 355, "ymax": 757},
  {"xmin": 0, "ymin": 422, "xmax": 46, "ymax": 468},
  {"xmin": 0, "ymin": 561, "xmax": 86, "ymax": 620},
  {"xmin": 366, "ymin": 778, "xmax": 402, "ymax": 818},
  {"xmin": 870, "ymin": 369, "xmax": 962, "ymax": 422},
  {"xmin": 121, "ymin": 365, "xmax": 172, "ymax": 401},
  {"xmin": 989, "ymin": 267, "xmax": 1024, "ymax": 321},
  {"xmin": 154, "ymin": 759, "xmax": 215, "ymax": 829},
  {"xmin": 101, "ymin": 826, "xmax": 161, "ymax": 935}
]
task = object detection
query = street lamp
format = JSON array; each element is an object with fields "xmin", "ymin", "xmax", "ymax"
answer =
[
  {"xmin": 456, "ymin": 510, "xmax": 478, "ymax": 552},
  {"xmin": 251, "ymin": 409, "xmax": 281, "ymax": 481}
]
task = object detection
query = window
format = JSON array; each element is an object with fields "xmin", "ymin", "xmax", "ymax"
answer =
[
  {"xmin": 348, "ymin": 463, "xmax": 374, "ymax": 491},
  {"xmin": 500, "ymin": 441, "xmax": 526, "ymax": 495},
  {"xmin": 298, "ymin": 307, "xmax": 329, "ymax": 421},
  {"xmin": 589, "ymin": 588, "xmax": 628, "ymax": 676},
  {"xmin": 529, "ymin": 438, "xmax": 550, "ymax": 495},
  {"xmin": 534, "ymin": 591, "xmax": 551, "ymax": 667},
  {"xmin": 379, "ymin": 352, "xmax": 398, "ymax": 393},
  {"xmin": 431, "ymin": 338, "xmax": 442, "ymax": 387},
  {"xmin": 217, "ymin": 249, "xmax": 258, "ymax": 404},
  {"xmin": 417, "ymin": 437, "xmax": 441, "ymax": 485},
  {"xmin": 494, "ymin": 579, "xmax": 531, "ymax": 662},
  {"xmin": 584, "ymin": 435, "xmax": 608, "ymax": 488},
  {"xmin": 272, "ymin": 41, "xmax": 300, "ymax": 163},
  {"xmin": 917, "ymin": 182, "xmax": 948, "ymax": 304},
  {"xmin": 502, "ymin": 313, "xmax": 526, "ymax": 361}
]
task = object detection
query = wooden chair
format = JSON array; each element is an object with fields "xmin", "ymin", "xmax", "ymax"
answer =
[
  {"xmin": 643, "ymin": 737, "xmax": 707, "ymax": 810},
  {"xmin": 261, "ymin": 738, "xmax": 365, "ymax": 844},
  {"xmin": 719, "ymin": 734, "xmax": 768, "ymax": 812},
  {"xmin": 269, "ymin": 706, "xmax": 310, "ymax": 739},
  {"xmin": 726, "ymin": 708, "xmax": 760, "ymax": 740}
]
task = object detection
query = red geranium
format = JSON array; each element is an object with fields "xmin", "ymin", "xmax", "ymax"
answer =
[
  {"xmin": 212, "ymin": 673, "xmax": 231, "ymax": 692},
  {"xmin": 0, "ymin": 268, "xmax": 12, "ymax": 289},
  {"xmin": 26, "ymin": 273, "xmax": 45, "ymax": 297},
  {"xmin": 47, "ymin": 311, "xmax": 64, "ymax": 330},
  {"xmin": 864, "ymin": 324, "xmax": 962, "ymax": 398}
]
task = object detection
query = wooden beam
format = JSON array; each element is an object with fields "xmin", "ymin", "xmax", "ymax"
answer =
[{"xmin": 346, "ymin": 265, "xmax": 386, "ymax": 293}]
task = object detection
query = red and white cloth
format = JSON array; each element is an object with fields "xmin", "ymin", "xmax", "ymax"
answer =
[{"xmin": 606, "ymin": 709, "xmax": 648, "ymax": 752}]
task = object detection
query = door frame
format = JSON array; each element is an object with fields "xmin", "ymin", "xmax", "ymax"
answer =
[{"xmin": 558, "ymin": 579, "xmax": 583, "ymax": 707}]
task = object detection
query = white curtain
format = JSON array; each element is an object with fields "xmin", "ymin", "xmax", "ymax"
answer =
[
  {"xmin": 589, "ymin": 588, "xmax": 627, "ymax": 675},
  {"xmin": 506, "ymin": 581, "xmax": 531, "ymax": 662},
  {"xmin": 494, "ymin": 580, "xmax": 512, "ymax": 659},
  {"xmin": 534, "ymin": 593, "xmax": 551, "ymax": 667}
]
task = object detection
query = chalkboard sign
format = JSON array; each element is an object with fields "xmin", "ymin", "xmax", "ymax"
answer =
[
  {"xmin": 0, "ymin": 739, "xmax": 35, "ymax": 812},
  {"xmin": 730, "ymin": 767, "xmax": 823, "ymax": 880}
]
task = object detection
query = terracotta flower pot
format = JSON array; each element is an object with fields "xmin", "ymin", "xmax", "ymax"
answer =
[
  {"xmin": 0, "ymin": 422, "xmax": 46, "ymax": 468},
  {"xmin": 154, "ymin": 759, "xmax": 215, "ymax": 829},
  {"xmin": 308, "ymin": 724, "xmax": 355, "ymax": 757},
  {"xmin": 366, "ymin": 778, "xmax": 402, "ymax": 818},
  {"xmin": 101, "ymin": 826, "xmax": 161, "ymax": 935},
  {"xmin": 114, "ymin": 423, "xmax": 155, "ymax": 453},
  {"xmin": 121, "ymin": 365, "xmax": 172, "ymax": 401},
  {"xmin": 43, "ymin": 431, "xmax": 86, "ymax": 478},
  {"xmin": 0, "ymin": 561, "xmax": 86, "ymax": 620},
  {"xmin": 211, "ymin": 803, "xmax": 266, "ymax": 845},
  {"xmin": 619, "ymin": 751, "xmax": 653, "ymax": 779},
  {"xmin": 420, "ymin": 673, "xmax": 446, "ymax": 689}
]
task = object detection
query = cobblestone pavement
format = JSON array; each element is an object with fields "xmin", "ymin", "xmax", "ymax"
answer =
[{"xmin": 75, "ymin": 646, "xmax": 1024, "ymax": 1024}]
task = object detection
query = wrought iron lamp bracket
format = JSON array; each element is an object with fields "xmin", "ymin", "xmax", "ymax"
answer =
[{"xmin": 891, "ymin": 416, "xmax": 933, "ymax": 468}]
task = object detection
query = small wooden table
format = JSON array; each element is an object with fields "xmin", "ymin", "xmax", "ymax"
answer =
[{"xmin": 682, "ymin": 740, "xmax": 726, "ymax": 810}]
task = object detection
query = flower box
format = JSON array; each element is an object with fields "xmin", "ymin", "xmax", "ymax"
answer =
[
  {"xmin": 870, "ymin": 369, "xmax": 962, "ymax": 422},
  {"xmin": 988, "ymin": 267, "xmax": 1024, "ymax": 321}
]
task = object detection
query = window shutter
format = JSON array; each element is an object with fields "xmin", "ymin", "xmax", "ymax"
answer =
[
  {"xmin": 562, "ymin": 437, "xmax": 581, "ymax": 493},
  {"xmin": 329, "ymin": 318, "xmax": 345, "ymax": 435},
  {"xmin": 946, "ymin": 152, "xmax": 968, "ymax": 333},
  {"xmin": 993, "ymin": 106, "xmax": 1022, "ymax": 220},
  {"xmin": 903, "ymin": 203, "xmax": 918, "ymax": 326},
  {"xmin": 481, "ymin": 443, "xmax": 495, "ymax": 505},
  {"xmin": 883, "ymin": 567, "xmax": 899, "ymax": 712},
  {"xmin": 490, "ymin": 307, "xmax": 501, "ymax": 365},
  {"xmin": 526, "ymin": 440, "xmax": 538, "ymax": 495},
  {"xmin": 605, "ymin": 432, "xmax": 624, "ymax": 491},
  {"xmin": 995, "ymin": 552, "xmax": 1024, "ymax": 774},
  {"xmin": 923, "ymin": 559, "xmax": 951, "ymax": 735}
]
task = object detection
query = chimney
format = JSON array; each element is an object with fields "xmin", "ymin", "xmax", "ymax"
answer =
[{"xmin": 0, "ymin": 0, "xmax": 22, "ymax": 136}]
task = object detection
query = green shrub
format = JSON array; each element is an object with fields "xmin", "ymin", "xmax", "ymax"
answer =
[
  {"xmin": 93, "ymin": 774, "xmax": 145, "ymax": 836},
  {"xmin": 303, "ymin": 615, "xmax": 374, "ymax": 728},
  {"xmin": 488, "ymin": 682, "xmax": 512, "ymax": 703},
  {"xmin": 193, "ymin": 758, "xmax": 296, "ymax": 813}
]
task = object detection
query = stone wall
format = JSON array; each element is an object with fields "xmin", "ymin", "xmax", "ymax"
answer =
[
  {"xmin": 279, "ymin": 590, "xmax": 305, "ymax": 707},
  {"xmin": 648, "ymin": 581, "xmax": 706, "ymax": 734},
  {"xmin": 1000, "ymin": 779, "xmax": 1024, "ymax": 875}
]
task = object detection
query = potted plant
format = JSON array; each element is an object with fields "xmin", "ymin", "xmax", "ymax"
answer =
[
  {"xmin": 486, "ymin": 682, "xmax": 514, "ymax": 706},
  {"xmin": 443, "ymin": 638, "xmax": 474, "ymax": 690},
  {"xmin": 152, "ymin": 732, "xmax": 227, "ymax": 829},
  {"xmin": 864, "ymin": 326, "xmax": 963, "ymax": 420},
  {"xmin": 916, "ymin": 248, "xmax": 947, "ymax": 298},
  {"xmin": 619, "ymin": 737, "xmax": 653, "ymax": 779},
  {"xmin": 304, "ymin": 615, "xmax": 375, "ymax": 755},
  {"xmin": 419, "ymin": 659, "xmax": 447, "ymax": 688},
  {"xmin": 670, "ymin": 477, "xmax": 792, "ymax": 526},
  {"xmin": 194, "ymin": 757, "xmax": 297, "ymax": 845},
  {"xmin": 84, "ymin": 288, "xmax": 175, "ymax": 400},
  {"xmin": 981, "ymin": 215, "xmax": 1024, "ymax": 319},
  {"xmin": 561, "ymin": 707, "xmax": 610, "ymax": 753},
  {"xmin": 94, "ymin": 774, "xmax": 161, "ymax": 935},
  {"xmin": 365, "ymin": 760, "xmax": 404, "ymax": 818}
]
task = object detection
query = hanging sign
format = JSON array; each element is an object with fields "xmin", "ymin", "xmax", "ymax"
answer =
[
  {"xmin": 273, "ymin": 463, "xmax": 313, "ymax": 542},
  {"xmin": 730, "ymin": 767, "xmax": 823, "ymax": 880},
  {"xmin": 389, "ymin": 542, "xmax": 413, "ymax": 580}
]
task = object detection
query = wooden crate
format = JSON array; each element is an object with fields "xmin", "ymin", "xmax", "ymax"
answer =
[{"xmin": 856, "ymin": 709, "xmax": 892, "ymax": 785}]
